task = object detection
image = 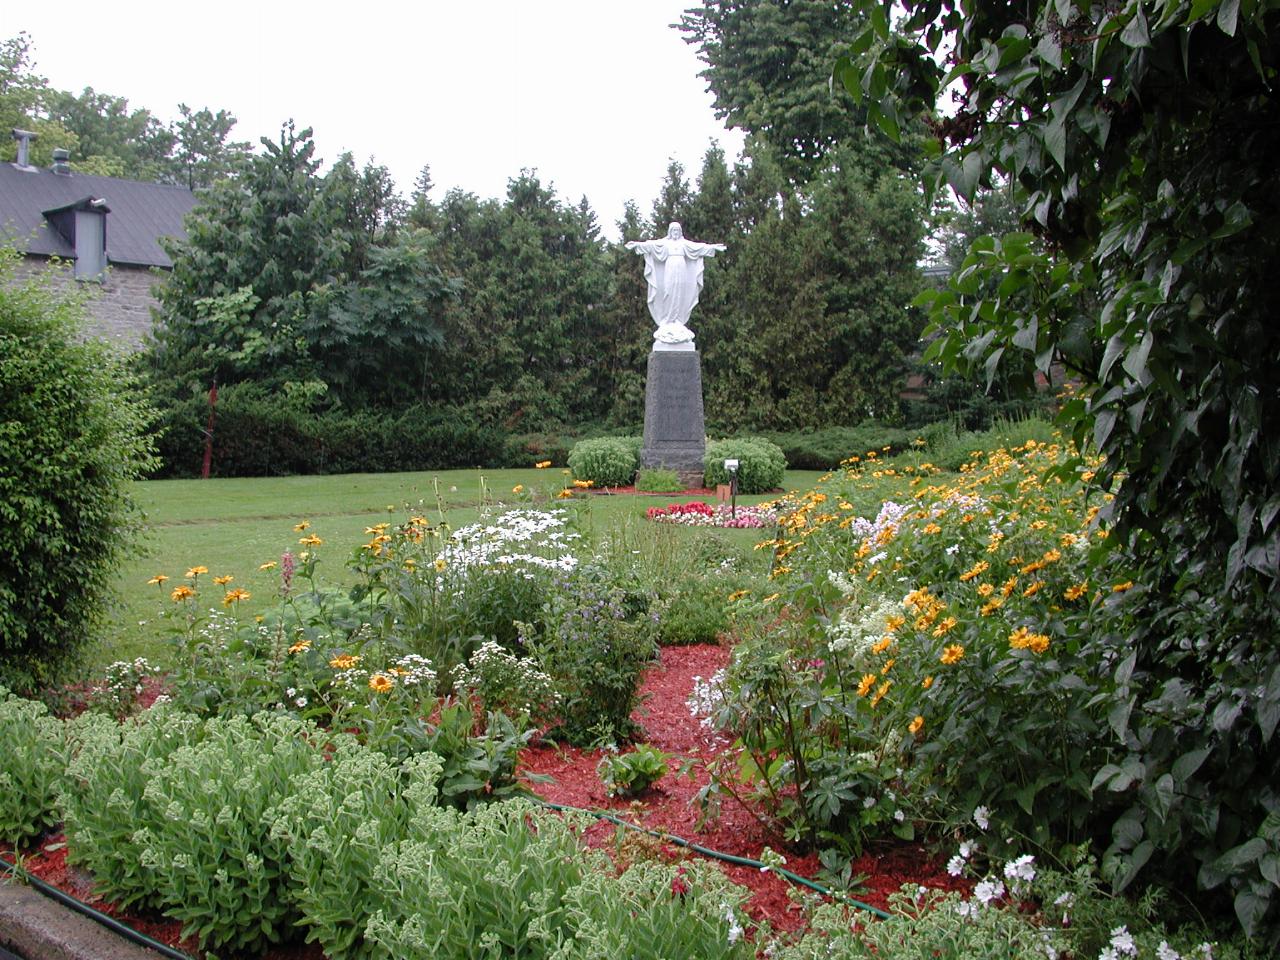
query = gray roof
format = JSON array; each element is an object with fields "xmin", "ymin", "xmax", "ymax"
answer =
[{"xmin": 0, "ymin": 163, "xmax": 196, "ymax": 268}]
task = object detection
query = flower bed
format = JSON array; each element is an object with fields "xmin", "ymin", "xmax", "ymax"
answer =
[{"xmin": 646, "ymin": 500, "xmax": 780, "ymax": 529}]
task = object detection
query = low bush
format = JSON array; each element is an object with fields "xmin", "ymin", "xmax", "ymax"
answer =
[
  {"xmin": 704, "ymin": 437, "xmax": 787, "ymax": 493},
  {"xmin": 654, "ymin": 577, "xmax": 732, "ymax": 646},
  {"xmin": 598, "ymin": 744, "xmax": 671, "ymax": 797},
  {"xmin": 635, "ymin": 467, "xmax": 684, "ymax": 493},
  {"xmin": 531, "ymin": 565, "xmax": 658, "ymax": 746},
  {"xmin": 764, "ymin": 424, "xmax": 919, "ymax": 470},
  {"xmin": 567, "ymin": 436, "xmax": 641, "ymax": 488},
  {"xmin": 0, "ymin": 688, "xmax": 66, "ymax": 846}
]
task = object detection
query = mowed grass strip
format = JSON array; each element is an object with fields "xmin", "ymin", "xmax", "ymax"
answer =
[{"xmin": 99, "ymin": 469, "xmax": 827, "ymax": 671}]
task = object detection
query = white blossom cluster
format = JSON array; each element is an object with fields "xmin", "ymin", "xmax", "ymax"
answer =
[
  {"xmin": 440, "ymin": 509, "xmax": 579, "ymax": 575},
  {"xmin": 843, "ymin": 500, "xmax": 911, "ymax": 543},
  {"xmin": 451, "ymin": 639, "xmax": 556, "ymax": 713},
  {"xmin": 826, "ymin": 593, "xmax": 905, "ymax": 660},
  {"xmin": 394, "ymin": 653, "xmax": 437, "ymax": 689},
  {"xmin": 687, "ymin": 669, "xmax": 728, "ymax": 730}
]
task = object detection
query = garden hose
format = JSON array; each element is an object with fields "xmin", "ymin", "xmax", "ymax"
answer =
[
  {"xmin": 0, "ymin": 852, "xmax": 195, "ymax": 960},
  {"xmin": 531, "ymin": 797, "xmax": 892, "ymax": 920}
]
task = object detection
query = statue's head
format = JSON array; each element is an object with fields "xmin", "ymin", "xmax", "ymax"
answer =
[{"xmin": 666, "ymin": 222, "xmax": 683, "ymax": 240}]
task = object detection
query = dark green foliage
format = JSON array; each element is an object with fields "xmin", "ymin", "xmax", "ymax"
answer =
[
  {"xmin": 763, "ymin": 424, "xmax": 917, "ymax": 469},
  {"xmin": 567, "ymin": 437, "xmax": 641, "ymax": 488},
  {"xmin": 704, "ymin": 437, "xmax": 787, "ymax": 493},
  {"xmin": 839, "ymin": 0, "xmax": 1280, "ymax": 939},
  {"xmin": 654, "ymin": 578, "xmax": 730, "ymax": 647},
  {"xmin": 152, "ymin": 383, "xmax": 502, "ymax": 478},
  {"xmin": 0, "ymin": 256, "xmax": 156, "ymax": 691}
]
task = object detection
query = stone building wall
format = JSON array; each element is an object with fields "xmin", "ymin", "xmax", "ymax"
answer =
[{"xmin": 10, "ymin": 255, "xmax": 166, "ymax": 351}]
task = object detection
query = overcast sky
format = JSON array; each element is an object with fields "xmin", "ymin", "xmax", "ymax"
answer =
[{"xmin": 11, "ymin": 1, "xmax": 745, "ymax": 238}]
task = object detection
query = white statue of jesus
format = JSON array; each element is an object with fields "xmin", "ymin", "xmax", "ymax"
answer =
[{"xmin": 625, "ymin": 222, "xmax": 726, "ymax": 351}]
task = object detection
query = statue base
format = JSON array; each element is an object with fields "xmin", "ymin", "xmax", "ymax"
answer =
[{"xmin": 641, "ymin": 349, "xmax": 706, "ymax": 488}]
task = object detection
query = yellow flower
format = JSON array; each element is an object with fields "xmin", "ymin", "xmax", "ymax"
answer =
[
  {"xmin": 856, "ymin": 673, "xmax": 876, "ymax": 697},
  {"xmin": 885, "ymin": 614, "xmax": 906, "ymax": 633},
  {"xmin": 535, "ymin": 460, "xmax": 552, "ymax": 469},
  {"xmin": 908, "ymin": 715, "xmax": 924, "ymax": 735},
  {"xmin": 880, "ymin": 657, "xmax": 896, "ymax": 676},
  {"xmin": 931, "ymin": 616, "xmax": 957, "ymax": 637},
  {"xmin": 871, "ymin": 636, "xmax": 893, "ymax": 655},
  {"xmin": 921, "ymin": 675, "xmax": 934, "ymax": 690},
  {"xmin": 727, "ymin": 589, "xmax": 749, "ymax": 602},
  {"xmin": 147, "ymin": 574, "xmax": 169, "ymax": 585},
  {"xmin": 940, "ymin": 644, "xmax": 965, "ymax": 665},
  {"xmin": 288, "ymin": 640, "xmax": 311, "ymax": 654},
  {"xmin": 294, "ymin": 521, "xmax": 310, "ymax": 531},
  {"xmin": 213, "ymin": 574, "xmax": 234, "ymax": 585},
  {"xmin": 433, "ymin": 557, "xmax": 447, "ymax": 572},
  {"xmin": 870, "ymin": 680, "xmax": 892, "ymax": 707},
  {"xmin": 185, "ymin": 565, "xmax": 208, "ymax": 578},
  {"xmin": 556, "ymin": 488, "xmax": 575, "ymax": 499},
  {"xmin": 512, "ymin": 484, "xmax": 525, "ymax": 494},
  {"xmin": 1028, "ymin": 634, "xmax": 1050, "ymax": 654},
  {"xmin": 922, "ymin": 522, "xmax": 942, "ymax": 535},
  {"xmin": 959, "ymin": 560, "xmax": 990, "ymax": 582},
  {"xmin": 170, "ymin": 584, "xmax": 195, "ymax": 602},
  {"xmin": 222, "ymin": 587, "xmax": 250, "ymax": 606},
  {"xmin": 1022, "ymin": 580, "xmax": 1045, "ymax": 598},
  {"xmin": 368, "ymin": 673, "xmax": 394, "ymax": 694},
  {"xmin": 299, "ymin": 534, "xmax": 323, "ymax": 546},
  {"xmin": 980, "ymin": 597, "xmax": 1005, "ymax": 616},
  {"xmin": 1064, "ymin": 582, "xmax": 1088, "ymax": 601},
  {"xmin": 1001, "ymin": 576, "xmax": 1018, "ymax": 597},
  {"xmin": 329, "ymin": 654, "xmax": 359, "ymax": 670},
  {"xmin": 977, "ymin": 582, "xmax": 995, "ymax": 597},
  {"xmin": 1112, "ymin": 581, "xmax": 1134, "ymax": 593},
  {"xmin": 259, "ymin": 561, "xmax": 277, "ymax": 571},
  {"xmin": 762, "ymin": 593, "xmax": 780, "ymax": 603}
]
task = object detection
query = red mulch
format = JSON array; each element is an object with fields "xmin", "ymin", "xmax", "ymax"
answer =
[
  {"xmin": 590, "ymin": 485, "xmax": 717, "ymax": 496},
  {"xmin": 521, "ymin": 643, "xmax": 968, "ymax": 935},
  {"xmin": 6, "ymin": 644, "xmax": 965, "ymax": 956}
]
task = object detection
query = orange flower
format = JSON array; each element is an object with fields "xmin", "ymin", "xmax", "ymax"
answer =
[
  {"xmin": 921, "ymin": 675, "xmax": 934, "ymax": 690},
  {"xmin": 329, "ymin": 654, "xmax": 359, "ymax": 670},
  {"xmin": 294, "ymin": 521, "xmax": 310, "ymax": 531},
  {"xmin": 222, "ymin": 587, "xmax": 250, "ymax": 606},
  {"xmin": 368, "ymin": 673, "xmax": 394, "ymax": 694},
  {"xmin": 213, "ymin": 575, "xmax": 234, "ymax": 586},
  {"xmin": 1064, "ymin": 582, "xmax": 1088, "ymax": 601},
  {"xmin": 870, "ymin": 680, "xmax": 892, "ymax": 707},
  {"xmin": 259, "ymin": 561, "xmax": 277, "ymax": 571},
  {"xmin": 299, "ymin": 534, "xmax": 323, "ymax": 546},
  {"xmin": 940, "ymin": 644, "xmax": 965, "ymax": 665},
  {"xmin": 1112, "ymin": 581, "xmax": 1134, "ymax": 593},
  {"xmin": 959, "ymin": 561, "xmax": 990, "ymax": 582},
  {"xmin": 908, "ymin": 715, "xmax": 924, "ymax": 735},
  {"xmin": 147, "ymin": 574, "xmax": 169, "ymax": 585},
  {"xmin": 170, "ymin": 584, "xmax": 195, "ymax": 602},
  {"xmin": 288, "ymin": 640, "xmax": 311, "ymax": 654},
  {"xmin": 534, "ymin": 460, "xmax": 552, "ymax": 469},
  {"xmin": 857, "ymin": 673, "xmax": 877, "ymax": 697},
  {"xmin": 185, "ymin": 565, "xmax": 208, "ymax": 578},
  {"xmin": 871, "ymin": 636, "xmax": 893, "ymax": 655}
]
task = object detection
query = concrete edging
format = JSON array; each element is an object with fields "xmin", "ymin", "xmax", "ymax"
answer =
[{"xmin": 0, "ymin": 880, "xmax": 161, "ymax": 960}]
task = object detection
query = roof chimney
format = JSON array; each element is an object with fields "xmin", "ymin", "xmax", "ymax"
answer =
[
  {"xmin": 51, "ymin": 147, "xmax": 71, "ymax": 176},
  {"xmin": 11, "ymin": 129, "xmax": 37, "ymax": 170}
]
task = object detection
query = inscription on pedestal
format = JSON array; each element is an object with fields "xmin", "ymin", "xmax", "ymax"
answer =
[{"xmin": 642, "ymin": 350, "xmax": 706, "ymax": 482}]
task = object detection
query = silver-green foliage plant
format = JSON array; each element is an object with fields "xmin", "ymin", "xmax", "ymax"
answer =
[
  {"xmin": 0, "ymin": 687, "xmax": 67, "ymax": 846},
  {"xmin": 567, "ymin": 436, "xmax": 640, "ymax": 488},
  {"xmin": 364, "ymin": 799, "xmax": 755, "ymax": 960},
  {"xmin": 60, "ymin": 705, "xmax": 206, "ymax": 911},
  {"xmin": 130, "ymin": 712, "xmax": 322, "ymax": 956},
  {"xmin": 704, "ymin": 437, "xmax": 787, "ymax": 493},
  {"xmin": 268, "ymin": 741, "xmax": 443, "ymax": 960}
]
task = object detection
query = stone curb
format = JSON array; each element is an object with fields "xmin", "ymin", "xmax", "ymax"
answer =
[{"xmin": 0, "ymin": 880, "xmax": 162, "ymax": 960}]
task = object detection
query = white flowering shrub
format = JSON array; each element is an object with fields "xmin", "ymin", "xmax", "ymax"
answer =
[{"xmin": 452, "ymin": 639, "xmax": 559, "ymax": 726}]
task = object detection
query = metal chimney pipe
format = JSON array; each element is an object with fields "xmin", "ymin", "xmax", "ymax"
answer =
[
  {"xmin": 51, "ymin": 147, "xmax": 71, "ymax": 176},
  {"xmin": 11, "ymin": 129, "xmax": 37, "ymax": 168}
]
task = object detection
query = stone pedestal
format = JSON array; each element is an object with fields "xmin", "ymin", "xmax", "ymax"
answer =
[{"xmin": 641, "ymin": 350, "xmax": 706, "ymax": 488}]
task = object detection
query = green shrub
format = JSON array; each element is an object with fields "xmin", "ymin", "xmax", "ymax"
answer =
[
  {"xmin": 0, "ymin": 688, "xmax": 66, "ymax": 846},
  {"xmin": 928, "ymin": 415, "xmax": 1057, "ymax": 471},
  {"xmin": 655, "ymin": 577, "xmax": 731, "ymax": 646},
  {"xmin": 635, "ymin": 467, "xmax": 684, "ymax": 493},
  {"xmin": 531, "ymin": 565, "xmax": 658, "ymax": 746},
  {"xmin": 704, "ymin": 437, "xmax": 787, "ymax": 494},
  {"xmin": 0, "ymin": 255, "xmax": 157, "ymax": 691},
  {"xmin": 567, "ymin": 436, "xmax": 641, "ymax": 488}
]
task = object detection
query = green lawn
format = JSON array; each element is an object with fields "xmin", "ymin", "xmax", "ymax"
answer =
[{"xmin": 98, "ymin": 469, "xmax": 825, "ymax": 671}]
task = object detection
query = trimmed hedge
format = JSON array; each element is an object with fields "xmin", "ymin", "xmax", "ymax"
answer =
[{"xmin": 152, "ymin": 384, "xmax": 505, "ymax": 478}]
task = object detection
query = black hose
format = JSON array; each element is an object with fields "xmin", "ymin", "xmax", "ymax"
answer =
[
  {"xmin": 531, "ymin": 796, "xmax": 892, "ymax": 920},
  {"xmin": 0, "ymin": 853, "xmax": 194, "ymax": 960}
]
